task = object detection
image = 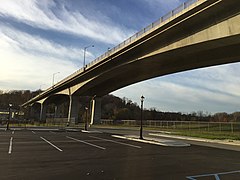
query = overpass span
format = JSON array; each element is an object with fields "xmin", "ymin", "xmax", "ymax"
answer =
[{"xmin": 22, "ymin": 0, "xmax": 240, "ymax": 124}]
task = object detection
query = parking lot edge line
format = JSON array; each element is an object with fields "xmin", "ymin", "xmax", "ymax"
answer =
[
  {"xmin": 218, "ymin": 170, "xmax": 240, "ymax": 175},
  {"xmin": 187, "ymin": 170, "xmax": 240, "ymax": 179},
  {"xmin": 8, "ymin": 137, "xmax": 13, "ymax": 154},
  {"xmin": 40, "ymin": 136, "xmax": 63, "ymax": 152},
  {"xmin": 89, "ymin": 136, "xmax": 142, "ymax": 149},
  {"xmin": 214, "ymin": 174, "xmax": 220, "ymax": 180},
  {"xmin": 66, "ymin": 136, "xmax": 106, "ymax": 150},
  {"xmin": 186, "ymin": 177, "xmax": 196, "ymax": 180}
]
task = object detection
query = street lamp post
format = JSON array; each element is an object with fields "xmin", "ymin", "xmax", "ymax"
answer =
[
  {"xmin": 140, "ymin": 96, "xmax": 145, "ymax": 140},
  {"xmin": 6, "ymin": 103, "xmax": 12, "ymax": 130},
  {"xmin": 83, "ymin": 45, "xmax": 94, "ymax": 70},
  {"xmin": 85, "ymin": 107, "xmax": 88, "ymax": 131},
  {"xmin": 52, "ymin": 72, "xmax": 60, "ymax": 87}
]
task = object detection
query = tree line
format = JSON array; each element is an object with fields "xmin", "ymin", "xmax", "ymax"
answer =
[
  {"xmin": 0, "ymin": 90, "xmax": 240, "ymax": 122},
  {"xmin": 101, "ymin": 95, "xmax": 240, "ymax": 122}
]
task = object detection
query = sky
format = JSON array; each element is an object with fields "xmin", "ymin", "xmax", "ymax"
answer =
[{"xmin": 0, "ymin": 0, "xmax": 240, "ymax": 114}]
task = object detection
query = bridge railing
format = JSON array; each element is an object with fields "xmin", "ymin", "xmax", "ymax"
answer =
[{"xmin": 46, "ymin": 0, "xmax": 201, "ymax": 92}]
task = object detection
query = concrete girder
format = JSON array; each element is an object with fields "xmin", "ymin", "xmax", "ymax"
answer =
[
  {"xmin": 78, "ymin": 38, "xmax": 240, "ymax": 97},
  {"xmin": 52, "ymin": 79, "xmax": 94, "ymax": 97},
  {"xmin": 69, "ymin": 78, "xmax": 95, "ymax": 96},
  {"xmin": 143, "ymin": 14, "xmax": 240, "ymax": 59},
  {"xmin": 44, "ymin": 94, "xmax": 69, "ymax": 105},
  {"xmin": 36, "ymin": 98, "xmax": 47, "ymax": 105}
]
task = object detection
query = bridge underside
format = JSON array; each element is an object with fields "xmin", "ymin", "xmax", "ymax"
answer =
[
  {"xmin": 73, "ymin": 1, "xmax": 240, "ymax": 96},
  {"xmin": 78, "ymin": 35, "xmax": 240, "ymax": 97},
  {"xmin": 24, "ymin": 0, "xmax": 240, "ymax": 125}
]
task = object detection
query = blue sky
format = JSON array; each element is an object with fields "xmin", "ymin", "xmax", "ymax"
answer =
[{"xmin": 0, "ymin": 0, "xmax": 240, "ymax": 114}]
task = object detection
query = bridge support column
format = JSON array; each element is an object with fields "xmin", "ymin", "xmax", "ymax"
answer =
[
  {"xmin": 54, "ymin": 105, "xmax": 61, "ymax": 118},
  {"xmin": 30, "ymin": 106, "xmax": 37, "ymax": 120},
  {"xmin": 67, "ymin": 95, "xmax": 80, "ymax": 125},
  {"xmin": 40, "ymin": 103, "xmax": 47, "ymax": 123},
  {"xmin": 90, "ymin": 97, "xmax": 101, "ymax": 125},
  {"xmin": 30, "ymin": 103, "xmax": 41, "ymax": 121}
]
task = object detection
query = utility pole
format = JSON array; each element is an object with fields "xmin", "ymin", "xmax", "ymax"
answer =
[
  {"xmin": 85, "ymin": 107, "xmax": 88, "ymax": 131},
  {"xmin": 6, "ymin": 103, "xmax": 12, "ymax": 130}
]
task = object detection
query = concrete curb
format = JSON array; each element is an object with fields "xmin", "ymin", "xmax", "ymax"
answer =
[
  {"xmin": 81, "ymin": 130, "xmax": 102, "ymax": 133},
  {"xmin": 149, "ymin": 133, "xmax": 240, "ymax": 147},
  {"xmin": 112, "ymin": 135, "xmax": 190, "ymax": 147}
]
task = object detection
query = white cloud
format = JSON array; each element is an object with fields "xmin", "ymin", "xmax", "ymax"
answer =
[
  {"xmin": 113, "ymin": 64, "xmax": 240, "ymax": 113},
  {"xmin": 0, "ymin": 25, "xmax": 85, "ymax": 61},
  {"xmin": 171, "ymin": 65, "xmax": 240, "ymax": 97},
  {"xmin": 0, "ymin": 25, "xmax": 78, "ymax": 90},
  {"xmin": 0, "ymin": 0, "xmax": 134, "ymax": 44}
]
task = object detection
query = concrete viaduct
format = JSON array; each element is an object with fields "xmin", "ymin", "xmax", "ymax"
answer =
[{"xmin": 22, "ymin": 0, "xmax": 240, "ymax": 125}]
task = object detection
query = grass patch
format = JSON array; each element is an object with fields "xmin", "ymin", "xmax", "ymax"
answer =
[
  {"xmin": 94, "ymin": 124, "xmax": 240, "ymax": 140},
  {"xmin": 168, "ymin": 130, "xmax": 240, "ymax": 140}
]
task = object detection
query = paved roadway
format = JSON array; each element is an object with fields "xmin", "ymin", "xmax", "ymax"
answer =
[{"xmin": 0, "ymin": 127, "xmax": 239, "ymax": 180}]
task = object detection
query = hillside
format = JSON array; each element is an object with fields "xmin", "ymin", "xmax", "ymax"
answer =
[{"xmin": 0, "ymin": 90, "xmax": 240, "ymax": 122}]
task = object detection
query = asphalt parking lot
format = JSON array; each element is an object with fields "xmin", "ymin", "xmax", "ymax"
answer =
[{"xmin": 0, "ymin": 127, "xmax": 239, "ymax": 180}]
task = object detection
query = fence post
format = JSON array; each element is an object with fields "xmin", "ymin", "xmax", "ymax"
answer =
[{"xmin": 231, "ymin": 122, "xmax": 234, "ymax": 133}]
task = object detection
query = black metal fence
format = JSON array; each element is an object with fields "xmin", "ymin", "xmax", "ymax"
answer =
[{"xmin": 101, "ymin": 120, "xmax": 240, "ymax": 133}]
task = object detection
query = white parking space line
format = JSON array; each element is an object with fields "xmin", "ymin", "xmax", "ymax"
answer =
[
  {"xmin": 89, "ymin": 136, "xmax": 142, "ymax": 149},
  {"xmin": 12, "ymin": 131, "xmax": 14, "ymax": 135},
  {"xmin": 40, "ymin": 137, "xmax": 63, "ymax": 152},
  {"xmin": 50, "ymin": 131, "xmax": 56, "ymax": 134},
  {"xmin": 8, "ymin": 137, "xmax": 13, "ymax": 154},
  {"xmin": 32, "ymin": 131, "xmax": 36, "ymax": 134},
  {"xmin": 81, "ymin": 130, "xmax": 102, "ymax": 133},
  {"xmin": 66, "ymin": 136, "xmax": 106, "ymax": 150},
  {"xmin": 186, "ymin": 170, "xmax": 240, "ymax": 180}
]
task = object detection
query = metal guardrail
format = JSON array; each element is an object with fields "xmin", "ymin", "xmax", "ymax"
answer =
[{"xmin": 35, "ymin": 0, "xmax": 201, "ymax": 99}]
